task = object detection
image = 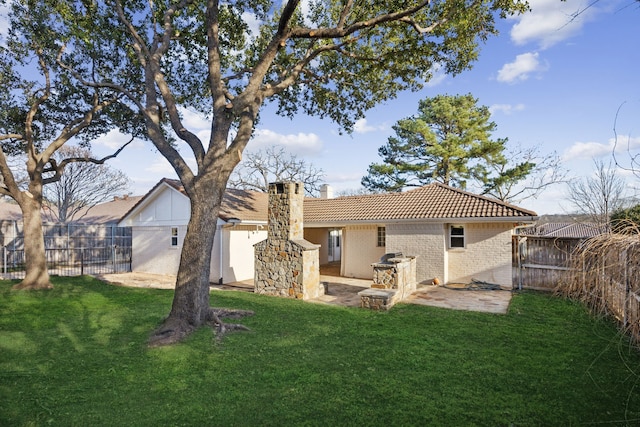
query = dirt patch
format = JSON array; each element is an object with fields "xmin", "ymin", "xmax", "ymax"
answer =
[{"xmin": 96, "ymin": 272, "xmax": 178, "ymax": 289}]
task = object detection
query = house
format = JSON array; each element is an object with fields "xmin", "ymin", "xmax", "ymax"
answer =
[
  {"xmin": 0, "ymin": 195, "xmax": 141, "ymax": 248},
  {"xmin": 518, "ymin": 222, "xmax": 607, "ymax": 238},
  {"xmin": 119, "ymin": 178, "xmax": 538, "ymax": 288},
  {"xmin": 118, "ymin": 179, "xmax": 269, "ymax": 283}
]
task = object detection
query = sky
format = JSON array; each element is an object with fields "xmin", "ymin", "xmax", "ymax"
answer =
[{"xmin": 88, "ymin": 0, "xmax": 640, "ymax": 215}]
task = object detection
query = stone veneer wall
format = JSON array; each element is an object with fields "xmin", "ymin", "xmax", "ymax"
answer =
[
  {"xmin": 371, "ymin": 256, "xmax": 417, "ymax": 292},
  {"xmin": 254, "ymin": 182, "xmax": 321, "ymax": 299}
]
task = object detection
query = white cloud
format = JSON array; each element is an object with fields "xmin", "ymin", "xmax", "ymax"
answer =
[
  {"xmin": 354, "ymin": 118, "xmax": 386, "ymax": 134},
  {"xmin": 489, "ymin": 103, "xmax": 526, "ymax": 115},
  {"xmin": 92, "ymin": 129, "xmax": 145, "ymax": 151},
  {"xmin": 562, "ymin": 141, "xmax": 611, "ymax": 160},
  {"xmin": 497, "ymin": 52, "xmax": 548, "ymax": 84},
  {"xmin": 510, "ymin": 0, "xmax": 597, "ymax": 49},
  {"xmin": 249, "ymin": 128, "xmax": 323, "ymax": 156},
  {"xmin": 241, "ymin": 12, "xmax": 262, "ymax": 37},
  {"xmin": 145, "ymin": 156, "xmax": 175, "ymax": 175},
  {"xmin": 424, "ymin": 63, "xmax": 447, "ymax": 88},
  {"xmin": 562, "ymin": 136, "xmax": 640, "ymax": 161},
  {"xmin": 144, "ymin": 153, "xmax": 197, "ymax": 176}
]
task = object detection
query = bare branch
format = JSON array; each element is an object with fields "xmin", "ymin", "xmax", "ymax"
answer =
[{"xmin": 228, "ymin": 146, "xmax": 325, "ymax": 196}]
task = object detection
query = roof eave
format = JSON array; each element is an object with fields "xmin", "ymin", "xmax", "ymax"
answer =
[{"xmin": 304, "ymin": 216, "xmax": 539, "ymax": 227}]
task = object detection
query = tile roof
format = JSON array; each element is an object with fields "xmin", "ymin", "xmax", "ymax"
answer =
[
  {"xmin": 304, "ymin": 183, "xmax": 537, "ymax": 223},
  {"xmin": 127, "ymin": 179, "xmax": 538, "ymax": 225},
  {"xmin": 0, "ymin": 201, "xmax": 23, "ymax": 221},
  {"xmin": 219, "ymin": 188, "xmax": 268, "ymax": 222},
  {"xmin": 72, "ymin": 195, "xmax": 143, "ymax": 224}
]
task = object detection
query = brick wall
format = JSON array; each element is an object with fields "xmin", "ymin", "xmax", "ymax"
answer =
[
  {"xmin": 342, "ymin": 225, "xmax": 385, "ymax": 279},
  {"xmin": 447, "ymin": 223, "xmax": 513, "ymax": 287},
  {"xmin": 386, "ymin": 223, "xmax": 445, "ymax": 285}
]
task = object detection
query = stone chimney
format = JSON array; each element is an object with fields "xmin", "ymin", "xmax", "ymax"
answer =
[
  {"xmin": 320, "ymin": 184, "xmax": 334, "ymax": 199},
  {"xmin": 268, "ymin": 182, "xmax": 304, "ymax": 240},
  {"xmin": 254, "ymin": 182, "xmax": 321, "ymax": 299}
]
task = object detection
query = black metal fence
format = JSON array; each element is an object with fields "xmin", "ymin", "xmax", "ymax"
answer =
[{"xmin": 1, "ymin": 224, "xmax": 132, "ymax": 279}]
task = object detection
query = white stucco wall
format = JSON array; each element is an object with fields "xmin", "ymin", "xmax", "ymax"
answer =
[
  {"xmin": 219, "ymin": 226, "xmax": 266, "ymax": 283},
  {"xmin": 342, "ymin": 225, "xmax": 386, "ymax": 279},
  {"xmin": 386, "ymin": 222, "xmax": 446, "ymax": 284},
  {"xmin": 131, "ymin": 225, "xmax": 185, "ymax": 275},
  {"xmin": 446, "ymin": 223, "xmax": 513, "ymax": 287}
]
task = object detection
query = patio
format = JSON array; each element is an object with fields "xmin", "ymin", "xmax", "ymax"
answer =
[{"xmin": 98, "ymin": 263, "xmax": 512, "ymax": 314}]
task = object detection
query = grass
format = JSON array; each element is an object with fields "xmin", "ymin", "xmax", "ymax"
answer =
[{"xmin": 1, "ymin": 276, "xmax": 639, "ymax": 426}]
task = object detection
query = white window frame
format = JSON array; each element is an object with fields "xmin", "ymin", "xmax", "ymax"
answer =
[
  {"xmin": 170, "ymin": 227, "xmax": 179, "ymax": 247},
  {"xmin": 449, "ymin": 225, "xmax": 465, "ymax": 249}
]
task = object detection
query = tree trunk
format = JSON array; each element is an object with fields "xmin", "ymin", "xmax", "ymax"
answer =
[
  {"xmin": 13, "ymin": 195, "xmax": 52, "ymax": 290},
  {"xmin": 148, "ymin": 178, "xmax": 253, "ymax": 346}
]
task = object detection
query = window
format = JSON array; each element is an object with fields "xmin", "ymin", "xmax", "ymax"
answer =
[
  {"xmin": 449, "ymin": 225, "xmax": 465, "ymax": 248},
  {"xmin": 377, "ymin": 226, "xmax": 386, "ymax": 247},
  {"xmin": 171, "ymin": 227, "xmax": 179, "ymax": 247}
]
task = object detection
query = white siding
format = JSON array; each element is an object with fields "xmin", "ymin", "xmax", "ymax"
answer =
[
  {"xmin": 386, "ymin": 223, "xmax": 446, "ymax": 284},
  {"xmin": 342, "ymin": 225, "xmax": 386, "ymax": 279},
  {"xmin": 123, "ymin": 185, "xmax": 190, "ymax": 227}
]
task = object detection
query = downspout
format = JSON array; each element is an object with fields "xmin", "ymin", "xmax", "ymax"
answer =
[{"xmin": 218, "ymin": 224, "xmax": 224, "ymax": 286}]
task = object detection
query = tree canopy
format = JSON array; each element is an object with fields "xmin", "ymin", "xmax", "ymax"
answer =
[
  {"xmin": 362, "ymin": 93, "xmax": 537, "ymax": 198},
  {"xmin": 0, "ymin": 0, "xmax": 142, "ymax": 289},
  {"xmin": 43, "ymin": 0, "xmax": 529, "ymax": 344},
  {"xmin": 611, "ymin": 204, "xmax": 640, "ymax": 233}
]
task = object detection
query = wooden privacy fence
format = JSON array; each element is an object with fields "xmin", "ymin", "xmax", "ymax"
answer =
[
  {"xmin": 512, "ymin": 235, "xmax": 583, "ymax": 291},
  {"xmin": 513, "ymin": 234, "xmax": 640, "ymax": 344}
]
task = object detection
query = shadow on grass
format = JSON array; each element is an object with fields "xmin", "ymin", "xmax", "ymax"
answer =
[{"xmin": 1, "ymin": 278, "xmax": 639, "ymax": 426}]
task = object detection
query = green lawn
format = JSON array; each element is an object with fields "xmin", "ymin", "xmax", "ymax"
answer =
[{"xmin": 1, "ymin": 276, "xmax": 639, "ymax": 426}]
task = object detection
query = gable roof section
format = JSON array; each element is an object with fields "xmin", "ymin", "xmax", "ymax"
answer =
[
  {"xmin": 304, "ymin": 183, "xmax": 537, "ymax": 223},
  {"xmin": 119, "ymin": 178, "xmax": 188, "ymax": 222},
  {"xmin": 72, "ymin": 195, "xmax": 143, "ymax": 224},
  {"xmin": 120, "ymin": 178, "xmax": 268, "ymax": 224},
  {"xmin": 0, "ymin": 196, "xmax": 142, "ymax": 225}
]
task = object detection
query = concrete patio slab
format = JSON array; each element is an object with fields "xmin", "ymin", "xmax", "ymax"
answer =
[{"xmin": 97, "ymin": 270, "xmax": 512, "ymax": 314}]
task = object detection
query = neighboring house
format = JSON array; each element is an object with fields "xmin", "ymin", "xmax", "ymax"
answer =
[
  {"xmin": 518, "ymin": 222, "xmax": 607, "ymax": 239},
  {"xmin": 0, "ymin": 196, "xmax": 141, "ymax": 250},
  {"xmin": 119, "ymin": 178, "xmax": 538, "ymax": 287},
  {"xmin": 54, "ymin": 195, "xmax": 144, "ymax": 225}
]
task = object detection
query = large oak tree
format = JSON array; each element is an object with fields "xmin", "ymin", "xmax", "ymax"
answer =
[
  {"xmin": 0, "ymin": 0, "xmax": 139, "ymax": 290},
  {"xmin": 52, "ymin": 0, "xmax": 529, "ymax": 345}
]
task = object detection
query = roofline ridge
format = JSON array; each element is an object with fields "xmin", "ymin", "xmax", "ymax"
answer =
[{"xmin": 429, "ymin": 181, "xmax": 538, "ymax": 216}]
